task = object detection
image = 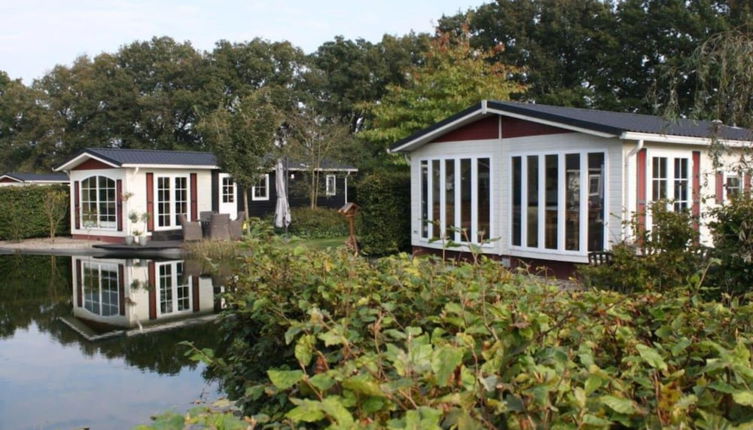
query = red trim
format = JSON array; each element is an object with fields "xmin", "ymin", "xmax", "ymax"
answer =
[
  {"xmin": 118, "ymin": 265, "xmax": 125, "ymax": 316},
  {"xmin": 74, "ymin": 181, "xmax": 80, "ymax": 230},
  {"xmin": 636, "ymin": 149, "xmax": 647, "ymax": 232},
  {"xmin": 72, "ymin": 158, "xmax": 113, "ymax": 170},
  {"xmin": 71, "ymin": 234, "xmax": 125, "ymax": 243},
  {"xmin": 192, "ymin": 276, "xmax": 200, "ymax": 312},
  {"xmin": 692, "ymin": 151, "xmax": 701, "ymax": 231},
  {"xmin": 116, "ymin": 180, "xmax": 123, "ymax": 231},
  {"xmin": 0, "ymin": 177, "xmax": 19, "ymax": 183},
  {"xmin": 433, "ymin": 116, "xmax": 499, "ymax": 142},
  {"xmin": 146, "ymin": 173, "xmax": 154, "ymax": 232},
  {"xmin": 190, "ymin": 173, "xmax": 198, "ymax": 222},
  {"xmin": 716, "ymin": 171, "xmax": 724, "ymax": 204},
  {"xmin": 76, "ymin": 259, "xmax": 83, "ymax": 307},
  {"xmin": 501, "ymin": 116, "xmax": 573, "ymax": 138},
  {"xmin": 148, "ymin": 261, "xmax": 157, "ymax": 320},
  {"xmin": 745, "ymin": 173, "xmax": 751, "ymax": 193}
]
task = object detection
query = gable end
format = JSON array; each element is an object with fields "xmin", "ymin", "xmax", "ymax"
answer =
[
  {"xmin": 501, "ymin": 116, "xmax": 573, "ymax": 138},
  {"xmin": 432, "ymin": 116, "xmax": 499, "ymax": 143},
  {"xmin": 73, "ymin": 158, "xmax": 117, "ymax": 171}
]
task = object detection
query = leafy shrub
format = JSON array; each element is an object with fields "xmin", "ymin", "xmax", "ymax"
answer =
[
  {"xmin": 580, "ymin": 201, "xmax": 702, "ymax": 292},
  {"xmin": 0, "ymin": 185, "xmax": 70, "ymax": 241},
  {"xmin": 287, "ymin": 207, "xmax": 348, "ymax": 238},
  {"xmin": 708, "ymin": 194, "xmax": 753, "ymax": 294},
  {"xmin": 191, "ymin": 233, "xmax": 753, "ymax": 429},
  {"xmin": 355, "ymin": 165, "xmax": 411, "ymax": 255}
]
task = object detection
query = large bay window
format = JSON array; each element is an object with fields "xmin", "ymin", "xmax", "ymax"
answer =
[
  {"xmin": 155, "ymin": 175, "xmax": 190, "ymax": 229},
  {"xmin": 512, "ymin": 152, "xmax": 606, "ymax": 254},
  {"xmin": 419, "ymin": 157, "xmax": 492, "ymax": 244},
  {"xmin": 82, "ymin": 261, "xmax": 119, "ymax": 317},
  {"xmin": 158, "ymin": 261, "xmax": 191, "ymax": 316},
  {"xmin": 81, "ymin": 176, "xmax": 116, "ymax": 229}
]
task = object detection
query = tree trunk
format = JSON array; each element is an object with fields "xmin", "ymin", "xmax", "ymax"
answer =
[
  {"xmin": 309, "ymin": 169, "xmax": 317, "ymax": 209},
  {"xmin": 243, "ymin": 183, "xmax": 250, "ymax": 222}
]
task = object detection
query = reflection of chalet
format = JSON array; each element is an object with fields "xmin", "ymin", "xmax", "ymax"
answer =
[
  {"xmin": 71, "ymin": 256, "xmax": 221, "ymax": 331},
  {"xmin": 0, "ymin": 172, "xmax": 68, "ymax": 186}
]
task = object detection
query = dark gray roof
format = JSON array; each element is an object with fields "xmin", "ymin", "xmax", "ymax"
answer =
[
  {"xmin": 2, "ymin": 172, "xmax": 69, "ymax": 182},
  {"xmin": 84, "ymin": 148, "xmax": 218, "ymax": 166},
  {"xmin": 391, "ymin": 101, "xmax": 753, "ymax": 151},
  {"xmin": 285, "ymin": 158, "xmax": 357, "ymax": 171}
]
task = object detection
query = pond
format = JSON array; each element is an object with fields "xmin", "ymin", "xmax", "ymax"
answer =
[{"xmin": 0, "ymin": 254, "xmax": 223, "ymax": 430}]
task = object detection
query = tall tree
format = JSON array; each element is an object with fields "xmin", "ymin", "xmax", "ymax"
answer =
[
  {"xmin": 198, "ymin": 89, "xmax": 281, "ymax": 219},
  {"xmin": 359, "ymin": 30, "xmax": 526, "ymax": 151}
]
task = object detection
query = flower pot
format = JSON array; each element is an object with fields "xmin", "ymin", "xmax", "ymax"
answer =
[
  {"xmin": 138, "ymin": 235, "xmax": 150, "ymax": 246},
  {"xmin": 125, "ymin": 236, "xmax": 134, "ymax": 245}
]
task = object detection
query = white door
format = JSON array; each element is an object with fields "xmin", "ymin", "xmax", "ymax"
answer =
[{"xmin": 218, "ymin": 173, "xmax": 238, "ymax": 219}]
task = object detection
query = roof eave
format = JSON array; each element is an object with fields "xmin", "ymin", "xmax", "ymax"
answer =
[
  {"xmin": 120, "ymin": 163, "xmax": 219, "ymax": 169},
  {"xmin": 621, "ymin": 131, "xmax": 753, "ymax": 147}
]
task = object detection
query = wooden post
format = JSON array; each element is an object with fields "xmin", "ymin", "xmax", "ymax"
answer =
[{"xmin": 338, "ymin": 203, "xmax": 360, "ymax": 255}]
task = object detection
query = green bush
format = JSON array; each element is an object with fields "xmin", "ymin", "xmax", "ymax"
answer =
[
  {"xmin": 708, "ymin": 194, "xmax": 753, "ymax": 294},
  {"xmin": 355, "ymin": 165, "xmax": 411, "ymax": 255},
  {"xmin": 287, "ymin": 207, "xmax": 348, "ymax": 238},
  {"xmin": 580, "ymin": 201, "xmax": 702, "ymax": 292},
  {"xmin": 0, "ymin": 185, "xmax": 70, "ymax": 241},
  {"xmin": 189, "ymin": 234, "xmax": 753, "ymax": 429}
]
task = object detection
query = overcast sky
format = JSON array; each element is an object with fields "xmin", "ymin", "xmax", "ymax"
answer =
[{"xmin": 0, "ymin": 0, "xmax": 484, "ymax": 84}]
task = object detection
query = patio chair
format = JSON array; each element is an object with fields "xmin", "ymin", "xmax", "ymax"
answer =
[
  {"xmin": 178, "ymin": 214, "xmax": 203, "ymax": 242},
  {"xmin": 209, "ymin": 213, "xmax": 231, "ymax": 241},
  {"xmin": 229, "ymin": 212, "xmax": 245, "ymax": 240}
]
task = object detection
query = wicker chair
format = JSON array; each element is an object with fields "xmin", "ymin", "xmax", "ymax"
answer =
[
  {"xmin": 209, "ymin": 213, "xmax": 231, "ymax": 241},
  {"xmin": 229, "ymin": 212, "xmax": 245, "ymax": 240},
  {"xmin": 178, "ymin": 214, "xmax": 203, "ymax": 242}
]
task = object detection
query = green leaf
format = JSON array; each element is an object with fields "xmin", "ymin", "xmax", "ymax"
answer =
[
  {"xmin": 432, "ymin": 346, "xmax": 464, "ymax": 387},
  {"xmin": 585, "ymin": 374, "xmax": 602, "ymax": 395},
  {"xmin": 583, "ymin": 414, "xmax": 613, "ymax": 426},
  {"xmin": 600, "ymin": 395, "xmax": 637, "ymax": 415},
  {"xmin": 286, "ymin": 400, "xmax": 325, "ymax": 423},
  {"xmin": 309, "ymin": 373, "xmax": 336, "ymax": 391},
  {"xmin": 636, "ymin": 344, "xmax": 668, "ymax": 371},
  {"xmin": 343, "ymin": 374, "xmax": 385, "ymax": 397},
  {"xmin": 295, "ymin": 334, "xmax": 314, "ymax": 366},
  {"xmin": 267, "ymin": 369, "xmax": 303, "ymax": 390},
  {"xmin": 733, "ymin": 391, "xmax": 753, "ymax": 406}
]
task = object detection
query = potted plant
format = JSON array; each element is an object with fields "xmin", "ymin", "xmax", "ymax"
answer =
[{"xmin": 132, "ymin": 230, "xmax": 144, "ymax": 245}]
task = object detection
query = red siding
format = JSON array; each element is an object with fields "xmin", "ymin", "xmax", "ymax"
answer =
[
  {"xmin": 192, "ymin": 276, "xmax": 200, "ymax": 312},
  {"xmin": 501, "ymin": 116, "xmax": 573, "ymax": 138},
  {"xmin": 433, "ymin": 116, "xmax": 499, "ymax": 142},
  {"xmin": 190, "ymin": 173, "xmax": 198, "ymax": 221},
  {"xmin": 73, "ymin": 158, "xmax": 113, "ymax": 170},
  {"xmin": 118, "ymin": 265, "xmax": 125, "ymax": 316},
  {"xmin": 692, "ymin": 151, "xmax": 701, "ymax": 232},
  {"xmin": 0, "ymin": 177, "xmax": 19, "ymax": 183},
  {"xmin": 745, "ymin": 173, "xmax": 751, "ymax": 193},
  {"xmin": 716, "ymin": 171, "xmax": 724, "ymax": 204},
  {"xmin": 636, "ymin": 149, "xmax": 647, "ymax": 232},
  {"xmin": 146, "ymin": 173, "xmax": 154, "ymax": 232},
  {"xmin": 76, "ymin": 259, "xmax": 83, "ymax": 307},
  {"xmin": 148, "ymin": 262, "xmax": 157, "ymax": 320},
  {"xmin": 74, "ymin": 181, "xmax": 80, "ymax": 230},
  {"xmin": 116, "ymin": 180, "xmax": 123, "ymax": 231}
]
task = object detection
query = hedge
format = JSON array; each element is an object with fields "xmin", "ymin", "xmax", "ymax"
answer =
[
  {"xmin": 355, "ymin": 165, "xmax": 411, "ymax": 255},
  {"xmin": 0, "ymin": 185, "xmax": 70, "ymax": 241},
  {"xmin": 286, "ymin": 207, "xmax": 349, "ymax": 238}
]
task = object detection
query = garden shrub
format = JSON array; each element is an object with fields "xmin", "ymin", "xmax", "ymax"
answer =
[
  {"xmin": 708, "ymin": 194, "xmax": 753, "ymax": 294},
  {"xmin": 580, "ymin": 201, "xmax": 702, "ymax": 293},
  {"xmin": 287, "ymin": 207, "xmax": 348, "ymax": 238},
  {"xmin": 355, "ymin": 165, "xmax": 411, "ymax": 255},
  {"xmin": 0, "ymin": 185, "xmax": 70, "ymax": 241},
  {"xmin": 189, "ymin": 232, "xmax": 753, "ymax": 429}
]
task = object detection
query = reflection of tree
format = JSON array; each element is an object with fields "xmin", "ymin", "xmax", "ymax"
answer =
[{"xmin": 0, "ymin": 255, "xmax": 220, "ymax": 375}]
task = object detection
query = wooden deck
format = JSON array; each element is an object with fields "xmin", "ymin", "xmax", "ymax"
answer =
[{"xmin": 92, "ymin": 240, "xmax": 184, "ymax": 258}]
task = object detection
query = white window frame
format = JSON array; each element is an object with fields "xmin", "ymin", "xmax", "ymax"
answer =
[
  {"xmin": 417, "ymin": 155, "xmax": 494, "ymax": 246},
  {"xmin": 81, "ymin": 261, "xmax": 119, "ymax": 317},
  {"xmin": 724, "ymin": 171, "xmax": 742, "ymax": 202},
  {"xmin": 252, "ymin": 174, "xmax": 270, "ymax": 201},
  {"xmin": 325, "ymin": 174, "xmax": 336, "ymax": 196},
  {"xmin": 646, "ymin": 149, "xmax": 693, "ymax": 225},
  {"xmin": 156, "ymin": 261, "xmax": 192, "ymax": 317},
  {"xmin": 80, "ymin": 175, "xmax": 117, "ymax": 230},
  {"xmin": 154, "ymin": 174, "xmax": 190, "ymax": 230},
  {"xmin": 509, "ymin": 149, "xmax": 609, "ymax": 257},
  {"xmin": 221, "ymin": 175, "xmax": 236, "ymax": 204}
]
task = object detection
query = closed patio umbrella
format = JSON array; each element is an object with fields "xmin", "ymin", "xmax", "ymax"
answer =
[{"xmin": 274, "ymin": 159, "xmax": 291, "ymax": 229}]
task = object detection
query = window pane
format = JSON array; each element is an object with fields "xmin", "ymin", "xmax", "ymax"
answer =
[
  {"xmin": 222, "ymin": 177, "xmax": 234, "ymax": 203},
  {"xmin": 175, "ymin": 177, "xmax": 188, "ymax": 225},
  {"xmin": 100, "ymin": 268, "xmax": 119, "ymax": 316},
  {"xmin": 588, "ymin": 153, "xmax": 605, "ymax": 252},
  {"xmin": 83, "ymin": 265, "xmax": 99, "ymax": 315},
  {"xmin": 512, "ymin": 157, "xmax": 522, "ymax": 247},
  {"xmin": 545, "ymin": 154, "xmax": 558, "ymax": 249},
  {"xmin": 726, "ymin": 174, "xmax": 740, "ymax": 201},
  {"xmin": 460, "ymin": 159, "xmax": 472, "ymax": 242},
  {"xmin": 477, "ymin": 158, "xmax": 490, "ymax": 242},
  {"xmin": 652, "ymin": 157, "xmax": 667, "ymax": 201},
  {"xmin": 159, "ymin": 264, "xmax": 173, "ymax": 314},
  {"xmin": 176, "ymin": 262, "xmax": 190, "ymax": 312},
  {"xmin": 157, "ymin": 177, "xmax": 171, "ymax": 227},
  {"xmin": 445, "ymin": 160, "xmax": 455, "ymax": 240},
  {"xmin": 565, "ymin": 154, "xmax": 580, "ymax": 251},
  {"xmin": 674, "ymin": 158, "xmax": 689, "ymax": 211},
  {"xmin": 420, "ymin": 161, "xmax": 428, "ymax": 238},
  {"xmin": 432, "ymin": 160, "xmax": 440, "ymax": 240},
  {"xmin": 527, "ymin": 155, "xmax": 539, "ymax": 248}
]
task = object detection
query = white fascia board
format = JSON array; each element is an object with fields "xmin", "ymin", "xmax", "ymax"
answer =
[
  {"xmin": 388, "ymin": 108, "xmax": 484, "ymax": 153},
  {"xmin": 120, "ymin": 164, "xmax": 219, "ymax": 169},
  {"xmin": 485, "ymin": 108, "xmax": 618, "ymax": 138},
  {"xmin": 621, "ymin": 131, "xmax": 753, "ymax": 147},
  {"xmin": 54, "ymin": 153, "xmax": 120, "ymax": 171},
  {"xmin": 287, "ymin": 168, "xmax": 359, "ymax": 173}
]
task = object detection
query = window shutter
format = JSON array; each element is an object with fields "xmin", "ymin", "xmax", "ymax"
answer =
[
  {"xmin": 192, "ymin": 276, "xmax": 200, "ymax": 312},
  {"xmin": 148, "ymin": 261, "xmax": 156, "ymax": 320},
  {"xmin": 716, "ymin": 171, "xmax": 724, "ymax": 204},
  {"xmin": 76, "ymin": 259, "xmax": 83, "ymax": 307},
  {"xmin": 636, "ymin": 149, "xmax": 647, "ymax": 231},
  {"xmin": 692, "ymin": 151, "xmax": 701, "ymax": 229},
  {"xmin": 116, "ymin": 180, "xmax": 123, "ymax": 231},
  {"xmin": 146, "ymin": 173, "xmax": 154, "ymax": 232},
  {"xmin": 118, "ymin": 265, "xmax": 125, "ymax": 316},
  {"xmin": 190, "ymin": 173, "xmax": 198, "ymax": 221},
  {"xmin": 74, "ymin": 181, "xmax": 81, "ymax": 230}
]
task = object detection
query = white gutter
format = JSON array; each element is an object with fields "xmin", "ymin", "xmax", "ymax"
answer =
[
  {"xmin": 620, "ymin": 131, "xmax": 752, "ymax": 147},
  {"xmin": 623, "ymin": 138, "xmax": 644, "ymax": 240}
]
